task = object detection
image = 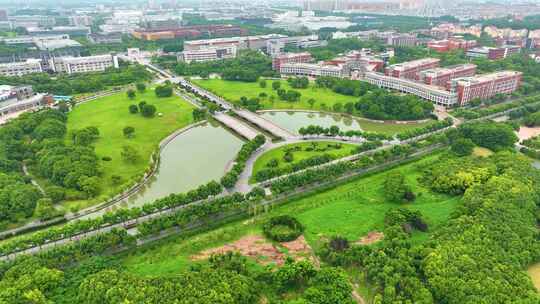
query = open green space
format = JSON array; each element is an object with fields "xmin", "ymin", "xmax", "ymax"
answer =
[
  {"xmin": 63, "ymin": 88, "xmax": 195, "ymax": 211},
  {"xmin": 192, "ymin": 78, "xmax": 356, "ymax": 111},
  {"xmin": 250, "ymin": 141, "xmax": 358, "ymax": 183},
  {"xmin": 120, "ymin": 152, "xmax": 459, "ymax": 277},
  {"xmin": 355, "ymin": 118, "xmax": 434, "ymax": 135}
]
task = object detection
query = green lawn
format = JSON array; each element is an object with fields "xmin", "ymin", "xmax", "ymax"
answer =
[
  {"xmin": 192, "ymin": 79, "xmax": 356, "ymax": 111},
  {"xmin": 250, "ymin": 141, "xmax": 358, "ymax": 183},
  {"xmin": 120, "ymin": 152, "xmax": 458, "ymax": 277},
  {"xmin": 64, "ymin": 88, "xmax": 195, "ymax": 211}
]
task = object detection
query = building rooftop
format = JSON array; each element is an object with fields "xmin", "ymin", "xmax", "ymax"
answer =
[
  {"xmin": 275, "ymin": 52, "xmax": 312, "ymax": 59},
  {"xmin": 35, "ymin": 39, "xmax": 81, "ymax": 50},
  {"xmin": 421, "ymin": 64, "xmax": 477, "ymax": 76},
  {"xmin": 389, "ymin": 58, "xmax": 440, "ymax": 71},
  {"xmin": 454, "ymin": 71, "xmax": 522, "ymax": 85}
]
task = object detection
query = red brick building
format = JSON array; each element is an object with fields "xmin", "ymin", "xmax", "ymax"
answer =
[
  {"xmin": 384, "ymin": 58, "xmax": 440, "ymax": 80},
  {"xmin": 132, "ymin": 25, "xmax": 247, "ymax": 41},
  {"xmin": 420, "ymin": 64, "xmax": 477, "ymax": 89},
  {"xmin": 272, "ymin": 52, "xmax": 313, "ymax": 71},
  {"xmin": 451, "ymin": 71, "xmax": 522, "ymax": 105},
  {"xmin": 427, "ymin": 38, "xmax": 477, "ymax": 53}
]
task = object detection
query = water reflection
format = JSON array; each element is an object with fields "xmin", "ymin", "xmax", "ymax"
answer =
[{"xmin": 260, "ymin": 111, "xmax": 362, "ymax": 135}]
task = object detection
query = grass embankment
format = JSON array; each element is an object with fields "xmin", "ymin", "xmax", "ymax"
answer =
[
  {"xmin": 250, "ymin": 141, "xmax": 358, "ymax": 183},
  {"xmin": 63, "ymin": 88, "xmax": 195, "ymax": 211},
  {"xmin": 120, "ymin": 152, "xmax": 459, "ymax": 277},
  {"xmin": 192, "ymin": 79, "xmax": 355, "ymax": 111}
]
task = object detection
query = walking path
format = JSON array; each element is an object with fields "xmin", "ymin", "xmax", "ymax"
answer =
[{"xmin": 234, "ymin": 109, "xmax": 296, "ymax": 139}]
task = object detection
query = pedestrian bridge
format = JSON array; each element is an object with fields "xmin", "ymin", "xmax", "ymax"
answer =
[
  {"xmin": 234, "ymin": 109, "xmax": 296, "ymax": 140},
  {"xmin": 214, "ymin": 113, "xmax": 260, "ymax": 140}
]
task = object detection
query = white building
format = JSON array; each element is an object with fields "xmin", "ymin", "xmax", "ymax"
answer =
[
  {"xmin": 178, "ymin": 46, "xmax": 237, "ymax": 63},
  {"xmin": 51, "ymin": 54, "xmax": 119, "ymax": 74},
  {"xmin": 280, "ymin": 62, "xmax": 345, "ymax": 78},
  {"xmin": 364, "ymin": 72, "xmax": 458, "ymax": 107},
  {"xmin": 0, "ymin": 59, "xmax": 43, "ymax": 77}
]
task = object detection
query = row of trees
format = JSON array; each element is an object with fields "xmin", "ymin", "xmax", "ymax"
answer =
[
  {"xmin": 0, "ymin": 180, "xmax": 223, "ymax": 256},
  {"xmin": 269, "ymin": 144, "xmax": 421, "ymax": 194},
  {"xmin": 396, "ymin": 118, "xmax": 453, "ymax": 140},
  {"xmin": 298, "ymin": 124, "xmax": 392, "ymax": 141},
  {"xmin": 220, "ymin": 135, "xmax": 266, "ymax": 188}
]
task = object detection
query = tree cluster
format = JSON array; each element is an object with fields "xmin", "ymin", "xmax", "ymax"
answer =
[{"xmin": 220, "ymin": 135, "xmax": 266, "ymax": 188}]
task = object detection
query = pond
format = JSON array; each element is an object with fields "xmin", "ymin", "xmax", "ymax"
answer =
[
  {"xmin": 82, "ymin": 122, "xmax": 244, "ymax": 219},
  {"xmin": 260, "ymin": 111, "xmax": 363, "ymax": 135}
]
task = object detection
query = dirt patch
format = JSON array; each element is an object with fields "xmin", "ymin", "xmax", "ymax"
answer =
[
  {"xmin": 192, "ymin": 234, "xmax": 318, "ymax": 266},
  {"xmin": 192, "ymin": 235, "xmax": 284, "ymax": 265},
  {"xmin": 281, "ymin": 235, "xmax": 320, "ymax": 267},
  {"xmin": 356, "ymin": 231, "xmax": 384, "ymax": 245},
  {"xmin": 517, "ymin": 126, "xmax": 540, "ymax": 141}
]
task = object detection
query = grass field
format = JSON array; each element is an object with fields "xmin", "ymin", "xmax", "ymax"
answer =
[
  {"xmin": 120, "ymin": 152, "xmax": 459, "ymax": 277},
  {"xmin": 192, "ymin": 79, "xmax": 356, "ymax": 111},
  {"xmin": 64, "ymin": 88, "xmax": 195, "ymax": 210},
  {"xmin": 250, "ymin": 141, "xmax": 358, "ymax": 183}
]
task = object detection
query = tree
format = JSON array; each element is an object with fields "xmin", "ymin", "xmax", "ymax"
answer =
[
  {"xmin": 272, "ymin": 81, "xmax": 281, "ymax": 90},
  {"xmin": 141, "ymin": 104, "xmax": 157, "ymax": 117},
  {"xmin": 332, "ymin": 103, "xmax": 343, "ymax": 112},
  {"xmin": 121, "ymin": 145, "xmax": 140, "ymax": 163},
  {"xmin": 123, "ymin": 126, "xmax": 135, "ymax": 138},
  {"xmin": 155, "ymin": 84, "xmax": 173, "ymax": 97},
  {"xmin": 259, "ymin": 79, "xmax": 267, "ymax": 88},
  {"xmin": 138, "ymin": 101, "xmax": 147, "ymax": 112},
  {"xmin": 34, "ymin": 198, "xmax": 55, "ymax": 220},
  {"xmin": 136, "ymin": 82, "xmax": 146, "ymax": 93},
  {"xmin": 129, "ymin": 104, "xmax": 139, "ymax": 114},
  {"xmin": 451, "ymin": 137, "xmax": 475, "ymax": 156},
  {"xmin": 126, "ymin": 89, "xmax": 136, "ymax": 99},
  {"xmin": 308, "ymin": 98, "xmax": 316, "ymax": 108},
  {"xmin": 78, "ymin": 176, "xmax": 100, "ymax": 197},
  {"xmin": 192, "ymin": 108, "xmax": 207, "ymax": 121},
  {"xmin": 383, "ymin": 172, "xmax": 413, "ymax": 203}
]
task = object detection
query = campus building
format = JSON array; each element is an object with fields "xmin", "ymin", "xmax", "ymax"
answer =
[
  {"xmin": 427, "ymin": 38, "xmax": 477, "ymax": 52},
  {"xmin": 420, "ymin": 64, "xmax": 477, "ymax": 88},
  {"xmin": 178, "ymin": 46, "xmax": 237, "ymax": 63},
  {"xmin": 451, "ymin": 71, "xmax": 522, "ymax": 105},
  {"xmin": 385, "ymin": 58, "xmax": 440, "ymax": 80},
  {"xmin": 50, "ymin": 54, "xmax": 119, "ymax": 74},
  {"xmin": 27, "ymin": 26, "xmax": 91, "ymax": 37},
  {"xmin": 386, "ymin": 34, "xmax": 418, "ymax": 47},
  {"xmin": 272, "ymin": 52, "xmax": 313, "ymax": 71},
  {"xmin": 0, "ymin": 85, "xmax": 50, "ymax": 123},
  {"xmin": 184, "ymin": 34, "xmax": 288, "ymax": 52},
  {"xmin": 280, "ymin": 62, "xmax": 345, "ymax": 78},
  {"xmin": 365, "ymin": 72, "xmax": 459, "ymax": 107},
  {"xmin": 0, "ymin": 59, "xmax": 43, "ymax": 77},
  {"xmin": 466, "ymin": 45, "xmax": 521, "ymax": 60},
  {"xmin": 132, "ymin": 25, "xmax": 247, "ymax": 41}
]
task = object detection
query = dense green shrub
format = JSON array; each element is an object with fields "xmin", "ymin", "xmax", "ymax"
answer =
[{"xmin": 263, "ymin": 215, "xmax": 304, "ymax": 242}]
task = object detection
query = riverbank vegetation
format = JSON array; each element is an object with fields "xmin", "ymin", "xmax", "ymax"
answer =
[{"xmin": 251, "ymin": 141, "xmax": 358, "ymax": 183}]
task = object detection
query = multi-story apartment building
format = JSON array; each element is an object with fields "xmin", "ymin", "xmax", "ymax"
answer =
[
  {"xmin": 178, "ymin": 46, "xmax": 237, "ymax": 63},
  {"xmin": 272, "ymin": 52, "xmax": 313, "ymax": 71},
  {"xmin": 9, "ymin": 15, "xmax": 55, "ymax": 28},
  {"xmin": 385, "ymin": 58, "xmax": 440, "ymax": 80},
  {"xmin": 50, "ymin": 54, "xmax": 119, "ymax": 74},
  {"xmin": 280, "ymin": 62, "xmax": 345, "ymax": 78},
  {"xmin": 69, "ymin": 15, "xmax": 93, "ymax": 27},
  {"xmin": 386, "ymin": 34, "xmax": 418, "ymax": 47},
  {"xmin": 420, "ymin": 64, "xmax": 477, "ymax": 88},
  {"xmin": 427, "ymin": 38, "xmax": 477, "ymax": 53},
  {"xmin": 451, "ymin": 71, "xmax": 522, "ymax": 105},
  {"xmin": 365, "ymin": 72, "xmax": 459, "ymax": 107},
  {"xmin": 0, "ymin": 59, "xmax": 43, "ymax": 77},
  {"xmin": 466, "ymin": 45, "xmax": 521, "ymax": 60}
]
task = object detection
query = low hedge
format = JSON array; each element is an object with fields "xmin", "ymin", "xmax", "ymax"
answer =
[{"xmin": 263, "ymin": 215, "xmax": 304, "ymax": 242}]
